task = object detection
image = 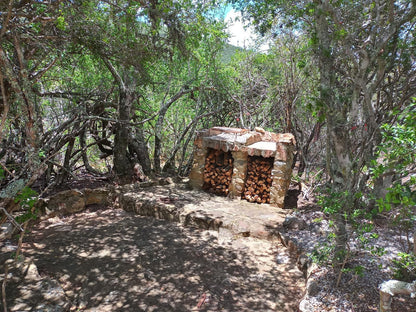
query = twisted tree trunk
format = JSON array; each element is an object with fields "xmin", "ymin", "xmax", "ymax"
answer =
[
  {"xmin": 102, "ymin": 58, "xmax": 134, "ymax": 183},
  {"xmin": 315, "ymin": 0, "xmax": 351, "ymax": 268}
]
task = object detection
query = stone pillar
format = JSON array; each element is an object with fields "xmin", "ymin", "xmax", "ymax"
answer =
[
  {"xmin": 188, "ymin": 132, "xmax": 207, "ymax": 189},
  {"xmin": 270, "ymin": 142, "xmax": 294, "ymax": 208},
  {"xmin": 229, "ymin": 151, "xmax": 248, "ymax": 198}
]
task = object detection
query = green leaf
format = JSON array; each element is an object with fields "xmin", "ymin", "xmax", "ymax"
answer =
[{"xmin": 56, "ymin": 16, "xmax": 66, "ymax": 31}]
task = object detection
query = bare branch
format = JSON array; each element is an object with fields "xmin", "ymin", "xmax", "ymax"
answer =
[
  {"xmin": 0, "ymin": 72, "xmax": 10, "ymax": 142},
  {"xmin": 0, "ymin": 0, "xmax": 13, "ymax": 40},
  {"xmin": 101, "ymin": 57, "xmax": 125, "ymax": 90},
  {"xmin": 0, "ymin": 207, "xmax": 24, "ymax": 232},
  {"xmin": 30, "ymin": 57, "xmax": 59, "ymax": 82}
]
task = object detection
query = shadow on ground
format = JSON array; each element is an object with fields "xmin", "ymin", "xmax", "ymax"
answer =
[{"xmin": 2, "ymin": 207, "xmax": 303, "ymax": 312}]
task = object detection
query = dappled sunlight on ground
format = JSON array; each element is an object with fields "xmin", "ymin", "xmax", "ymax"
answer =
[{"xmin": 11, "ymin": 207, "xmax": 304, "ymax": 311}]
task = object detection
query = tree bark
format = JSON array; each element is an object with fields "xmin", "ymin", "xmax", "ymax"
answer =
[
  {"xmin": 102, "ymin": 58, "xmax": 134, "ymax": 182},
  {"xmin": 113, "ymin": 87, "xmax": 134, "ymax": 182},
  {"xmin": 128, "ymin": 127, "xmax": 152, "ymax": 175}
]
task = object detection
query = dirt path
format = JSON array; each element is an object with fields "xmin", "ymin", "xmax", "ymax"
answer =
[{"xmin": 4, "ymin": 206, "xmax": 304, "ymax": 311}]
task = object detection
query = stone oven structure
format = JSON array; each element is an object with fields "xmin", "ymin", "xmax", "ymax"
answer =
[{"xmin": 189, "ymin": 127, "xmax": 295, "ymax": 208}]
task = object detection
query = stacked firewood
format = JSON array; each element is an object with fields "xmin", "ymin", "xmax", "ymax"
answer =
[
  {"xmin": 243, "ymin": 156, "xmax": 273, "ymax": 203},
  {"xmin": 202, "ymin": 149, "xmax": 234, "ymax": 196}
]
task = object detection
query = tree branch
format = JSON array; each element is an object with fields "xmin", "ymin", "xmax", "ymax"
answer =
[
  {"xmin": 0, "ymin": 0, "xmax": 13, "ymax": 40},
  {"xmin": 101, "ymin": 57, "xmax": 125, "ymax": 90}
]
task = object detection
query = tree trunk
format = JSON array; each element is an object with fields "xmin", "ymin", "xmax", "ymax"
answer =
[
  {"xmin": 128, "ymin": 128, "xmax": 152, "ymax": 175},
  {"xmin": 154, "ymin": 90, "xmax": 175, "ymax": 174},
  {"xmin": 0, "ymin": 74, "xmax": 10, "ymax": 140},
  {"xmin": 102, "ymin": 58, "xmax": 134, "ymax": 183},
  {"xmin": 79, "ymin": 127, "xmax": 102, "ymax": 175},
  {"xmin": 154, "ymin": 86, "xmax": 200, "ymax": 173},
  {"xmin": 113, "ymin": 86, "xmax": 133, "ymax": 182},
  {"xmin": 0, "ymin": 40, "xmax": 42, "ymax": 180},
  {"xmin": 154, "ymin": 128, "xmax": 163, "ymax": 174},
  {"xmin": 56, "ymin": 137, "xmax": 75, "ymax": 184},
  {"xmin": 315, "ymin": 0, "xmax": 351, "ymax": 268}
]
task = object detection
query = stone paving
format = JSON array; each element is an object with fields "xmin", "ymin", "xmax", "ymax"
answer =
[{"xmin": 118, "ymin": 182, "xmax": 289, "ymax": 241}]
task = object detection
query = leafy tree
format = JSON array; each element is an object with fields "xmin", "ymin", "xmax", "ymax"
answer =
[
  {"xmin": 58, "ymin": 0, "xmax": 233, "ymax": 181},
  {"xmin": 0, "ymin": 0, "xmax": 232, "ymax": 189},
  {"xmin": 147, "ymin": 16, "xmax": 229, "ymax": 173},
  {"xmin": 0, "ymin": 0, "xmax": 65, "ymax": 189},
  {"xmin": 266, "ymin": 32, "xmax": 321, "ymax": 177},
  {"xmin": 58, "ymin": 0, "xmax": 177, "ymax": 180},
  {"xmin": 230, "ymin": 0, "xmax": 416, "ymax": 268},
  {"xmin": 225, "ymin": 50, "xmax": 271, "ymax": 129},
  {"xmin": 371, "ymin": 101, "xmax": 416, "ymax": 254},
  {"xmin": 218, "ymin": 31, "xmax": 322, "ymax": 179}
]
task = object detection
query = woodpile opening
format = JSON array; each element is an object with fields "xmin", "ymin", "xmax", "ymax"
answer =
[
  {"xmin": 202, "ymin": 148, "xmax": 234, "ymax": 196},
  {"xmin": 242, "ymin": 155, "xmax": 274, "ymax": 204}
]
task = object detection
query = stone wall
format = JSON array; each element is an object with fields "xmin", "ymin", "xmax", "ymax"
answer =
[
  {"xmin": 228, "ymin": 151, "xmax": 248, "ymax": 199},
  {"xmin": 270, "ymin": 143, "xmax": 295, "ymax": 207},
  {"xmin": 188, "ymin": 130, "xmax": 208, "ymax": 189}
]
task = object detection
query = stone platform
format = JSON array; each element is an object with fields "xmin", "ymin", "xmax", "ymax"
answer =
[{"xmin": 118, "ymin": 183, "xmax": 290, "ymax": 241}]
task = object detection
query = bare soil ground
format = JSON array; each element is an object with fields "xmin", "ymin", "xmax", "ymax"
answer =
[
  {"xmin": 2, "ymin": 204, "xmax": 304, "ymax": 312},
  {"xmin": 1, "ymin": 178, "xmax": 415, "ymax": 312}
]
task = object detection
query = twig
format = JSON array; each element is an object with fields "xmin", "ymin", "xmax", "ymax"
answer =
[
  {"xmin": 0, "ymin": 163, "xmax": 15, "ymax": 179},
  {"xmin": 0, "ymin": 208, "xmax": 23, "ymax": 232},
  {"xmin": 81, "ymin": 114, "xmax": 158, "ymax": 126},
  {"xmin": 196, "ymin": 293, "xmax": 206, "ymax": 309},
  {"xmin": 336, "ymin": 244, "xmax": 350, "ymax": 288},
  {"xmin": 2, "ymin": 260, "xmax": 8, "ymax": 312},
  {"xmin": 14, "ymin": 222, "xmax": 28, "ymax": 261}
]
